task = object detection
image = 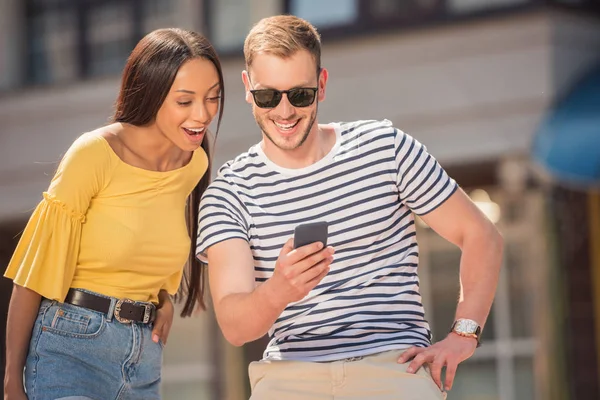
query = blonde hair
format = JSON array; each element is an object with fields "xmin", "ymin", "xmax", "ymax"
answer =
[{"xmin": 244, "ymin": 15, "xmax": 321, "ymax": 71}]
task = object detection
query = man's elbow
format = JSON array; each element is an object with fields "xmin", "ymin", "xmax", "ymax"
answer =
[
  {"xmin": 491, "ymin": 221, "xmax": 503, "ymax": 245},
  {"xmin": 483, "ymin": 220, "xmax": 504, "ymax": 259},
  {"xmin": 214, "ymin": 294, "xmax": 258, "ymax": 347},
  {"xmin": 222, "ymin": 329, "xmax": 248, "ymax": 347},
  {"xmin": 219, "ymin": 319, "xmax": 256, "ymax": 347},
  {"xmin": 466, "ymin": 218, "xmax": 503, "ymax": 253},
  {"xmin": 214, "ymin": 315, "xmax": 247, "ymax": 347}
]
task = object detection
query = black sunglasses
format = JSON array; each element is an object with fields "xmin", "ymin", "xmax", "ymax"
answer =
[{"xmin": 249, "ymin": 87, "xmax": 318, "ymax": 109}]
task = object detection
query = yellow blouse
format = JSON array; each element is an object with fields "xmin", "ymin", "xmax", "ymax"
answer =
[{"xmin": 4, "ymin": 132, "xmax": 208, "ymax": 303}]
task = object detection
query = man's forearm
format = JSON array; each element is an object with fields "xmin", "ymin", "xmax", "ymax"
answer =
[
  {"xmin": 216, "ymin": 280, "xmax": 287, "ymax": 346},
  {"xmin": 455, "ymin": 225, "xmax": 503, "ymax": 328}
]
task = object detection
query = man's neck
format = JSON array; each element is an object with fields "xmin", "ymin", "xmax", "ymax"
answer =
[{"xmin": 262, "ymin": 123, "xmax": 337, "ymax": 169}]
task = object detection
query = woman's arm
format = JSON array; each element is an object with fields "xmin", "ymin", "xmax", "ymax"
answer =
[{"xmin": 4, "ymin": 285, "xmax": 41, "ymax": 397}]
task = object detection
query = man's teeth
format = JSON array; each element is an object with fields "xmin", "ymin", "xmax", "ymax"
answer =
[{"xmin": 274, "ymin": 121, "xmax": 298, "ymax": 130}]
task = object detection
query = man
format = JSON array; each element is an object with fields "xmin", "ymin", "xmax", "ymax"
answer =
[{"xmin": 196, "ymin": 15, "xmax": 503, "ymax": 400}]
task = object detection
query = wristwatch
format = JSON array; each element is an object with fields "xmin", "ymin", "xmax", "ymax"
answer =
[{"xmin": 450, "ymin": 318, "xmax": 482, "ymax": 347}]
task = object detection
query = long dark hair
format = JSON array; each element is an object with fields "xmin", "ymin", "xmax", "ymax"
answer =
[{"xmin": 112, "ymin": 28, "xmax": 225, "ymax": 317}]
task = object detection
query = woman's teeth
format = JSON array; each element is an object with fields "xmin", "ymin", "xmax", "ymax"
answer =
[{"xmin": 184, "ymin": 127, "xmax": 204, "ymax": 135}]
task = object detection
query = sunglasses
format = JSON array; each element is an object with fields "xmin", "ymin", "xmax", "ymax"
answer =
[{"xmin": 249, "ymin": 87, "xmax": 318, "ymax": 109}]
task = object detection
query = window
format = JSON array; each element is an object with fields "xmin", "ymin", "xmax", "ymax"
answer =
[
  {"xmin": 142, "ymin": 0, "xmax": 175, "ymax": 32},
  {"xmin": 283, "ymin": 0, "xmax": 537, "ymax": 37},
  {"xmin": 24, "ymin": 0, "xmax": 177, "ymax": 86},
  {"xmin": 87, "ymin": 2, "xmax": 133, "ymax": 77},
  {"xmin": 203, "ymin": 0, "xmax": 543, "ymax": 54},
  {"xmin": 363, "ymin": 0, "xmax": 445, "ymax": 24},
  {"xmin": 286, "ymin": 0, "xmax": 444, "ymax": 33},
  {"xmin": 27, "ymin": 5, "xmax": 79, "ymax": 84},
  {"xmin": 448, "ymin": 0, "xmax": 533, "ymax": 15},
  {"xmin": 288, "ymin": 0, "xmax": 358, "ymax": 28},
  {"xmin": 206, "ymin": 0, "xmax": 252, "ymax": 52},
  {"xmin": 204, "ymin": 0, "xmax": 286, "ymax": 54}
]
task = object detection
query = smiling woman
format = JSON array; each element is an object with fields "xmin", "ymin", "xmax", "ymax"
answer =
[{"xmin": 3, "ymin": 28, "xmax": 224, "ymax": 400}]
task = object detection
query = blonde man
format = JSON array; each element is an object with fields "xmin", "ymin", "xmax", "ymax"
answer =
[{"xmin": 197, "ymin": 15, "xmax": 503, "ymax": 400}]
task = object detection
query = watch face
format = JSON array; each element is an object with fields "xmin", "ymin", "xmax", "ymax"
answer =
[{"xmin": 456, "ymin": 319, "xmax": 479, "ymax": 334}]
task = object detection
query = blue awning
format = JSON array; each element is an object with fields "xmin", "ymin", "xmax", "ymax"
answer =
[{"xmin": 532, "ymin": 66, "xmax": 600, "ymax": 187}]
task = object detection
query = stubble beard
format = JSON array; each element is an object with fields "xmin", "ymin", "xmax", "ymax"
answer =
[{"xmin": 255, "ymin": 103, "xmax": 318, "ymax": 151}]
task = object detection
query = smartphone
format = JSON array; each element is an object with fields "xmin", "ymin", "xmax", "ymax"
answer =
[{"xmin": 293, "ymin": 221, "xmax": 329, "ymax": 249}]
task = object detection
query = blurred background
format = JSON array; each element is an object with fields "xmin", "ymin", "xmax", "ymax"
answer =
[{"xmin": 1, "ymin": 0, "xmax": 599, "ymax": 399}]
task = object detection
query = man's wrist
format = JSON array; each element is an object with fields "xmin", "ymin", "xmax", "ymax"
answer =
[
  {"xmin": 259, "ymin": 279, "xmax": 289, "ymax": 312},
  {"xmin": 450, "ymin": 318, "xmax": 482, "ymax": 347}
]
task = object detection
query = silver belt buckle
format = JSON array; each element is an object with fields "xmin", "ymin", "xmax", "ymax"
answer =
[
  {"xmin": 142, "ymin": 303, "xmax": 153, "ymax": 324},
  {"xmin": 114, "ymin": 298, "xmax": 135, "ymax": 323}
]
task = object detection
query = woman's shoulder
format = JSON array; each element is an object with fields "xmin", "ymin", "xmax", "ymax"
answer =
[
  {"xmin": 69, "ymin": 124, "xmax": 118, "ymax": 151},
  {"xmin": 60, "ymin": 125, "xmax": 120, "ymax": 172},
  {"xmin": 95, "ymin": 123, "xmax": 125, "ymax": 155}
]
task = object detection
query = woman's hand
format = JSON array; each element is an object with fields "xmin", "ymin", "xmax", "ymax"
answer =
[{"xmin": 152, "ymin": 290, "xmax": 174, "ymax": 345}]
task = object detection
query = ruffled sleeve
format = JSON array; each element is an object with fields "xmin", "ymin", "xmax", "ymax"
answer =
[{"xmin": 4, "ymin": 133, "xmax": 113, "ymax": 301}]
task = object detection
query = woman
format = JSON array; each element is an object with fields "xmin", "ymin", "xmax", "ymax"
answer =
[{"xmin": 3, "ymin": 28, "xmax": 224, "ymax": 400}]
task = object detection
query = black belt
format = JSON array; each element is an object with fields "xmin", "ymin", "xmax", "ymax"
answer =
[{"xmin": 64, "ymin": 289, "xmax": 157, "ymax": 324}]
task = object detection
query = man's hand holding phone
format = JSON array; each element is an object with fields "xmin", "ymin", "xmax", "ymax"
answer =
[{"xmin": 269, "ymin": 237, "xmax": 334, "ymax": 307}]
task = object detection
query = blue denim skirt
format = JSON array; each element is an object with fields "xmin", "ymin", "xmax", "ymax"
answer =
[{"xmin": 25, "ymin": 296, "xmax": 163, "ymax": 400}]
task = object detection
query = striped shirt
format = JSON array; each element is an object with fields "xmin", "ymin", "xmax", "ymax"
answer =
[{"xmin": 196, "ymin": 119, "xmax": 457, "ymax": 362}]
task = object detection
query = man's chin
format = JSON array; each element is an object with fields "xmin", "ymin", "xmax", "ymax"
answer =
[
  {"xmin": 271, "ymin": 136, "xmax": 301, "ymax": 151},
  {"xmin": 263, "ymin": 126, "xmax": 299, "ymax": 148},
  {"xmin": 258, "ymin": 117, "xmax": 311, "ymax": 151}
]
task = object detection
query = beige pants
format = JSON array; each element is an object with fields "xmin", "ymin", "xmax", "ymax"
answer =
[{"xmin": 249, "ymin": 350, "xmax": 447, "ymax": 400}]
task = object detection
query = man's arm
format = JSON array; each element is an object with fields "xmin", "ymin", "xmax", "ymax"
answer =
[
  {"xmin": 207, "ymin": 238, "xmax": 334, "ymax": 347},
  {"xmin": 423, "ymin": 188, "xmax": 503, "ymax": 328},
  {"xmin": 398, "ymin": 188, "xmax": 503, "ymax": 391}
]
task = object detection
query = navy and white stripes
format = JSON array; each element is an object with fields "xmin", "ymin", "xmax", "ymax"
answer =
[{"xmin": 196, "ymin": 119, "xmax": 457, "ymax": 361}]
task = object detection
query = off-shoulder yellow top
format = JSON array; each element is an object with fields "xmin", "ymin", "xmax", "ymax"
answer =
[{"xmin": 4, "ymin": 131, "xmax": 208, "ymax": 303}]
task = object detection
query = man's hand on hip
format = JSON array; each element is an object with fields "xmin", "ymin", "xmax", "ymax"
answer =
[{"xmin": 397, "ymin": 333, "xmax": 477, "ymax": 391}]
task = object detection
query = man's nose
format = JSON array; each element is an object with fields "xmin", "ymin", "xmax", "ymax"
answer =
[{"xmin": 275, "ymin": 94, "xmax": 295, "ymax": 118}]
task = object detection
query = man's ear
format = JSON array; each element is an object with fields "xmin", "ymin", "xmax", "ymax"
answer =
[
  {"xmin": 242, "ymin": 70, "xmax": 253, "ymax": 104},
  {"xmin": 317, "ymin": 68, "xmax": 329, "ymax": 102}
]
